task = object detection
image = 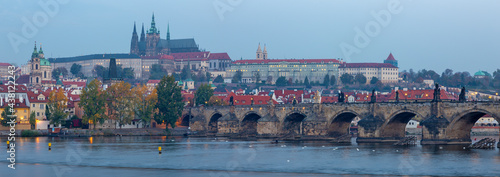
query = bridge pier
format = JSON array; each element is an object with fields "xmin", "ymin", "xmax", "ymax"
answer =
[
  {"xmin": 257, "ymin": 114, "xmax": 280, "ymax": 137},
  {"xmin": 356, "ymin": 114, "xmax": 389, "ymax": 143},
  {"xmin": 217, "ymin": 113, "xmax": 239, "ymax": 136},
  {"xmin": 420, "ymin": 115, "xmax": 456, "ymax": 145}
]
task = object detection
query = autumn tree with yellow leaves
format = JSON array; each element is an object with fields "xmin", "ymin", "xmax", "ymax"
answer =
[
  {"xmin": 80, "ymin": 79, "xmax": 107, "ymax": 129},
  {"xmin": 47, "ymin": 88, "xmax": 69, "ymax": 126},
  {"xmin": 106, "ymin": 81, "xmax": 135, "ymax": 129},
  {"xmin": 132, "ymin": 84, "xmax": 158, "ymax": 127}
]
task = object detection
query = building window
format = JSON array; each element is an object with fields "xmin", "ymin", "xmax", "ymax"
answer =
[
  {"xmin": 37, "ymin": 112, "xmax": 40, "ymax": 116},
  {"xmin": 40, "ymin": 104, "xmax": 44, "ymax": 109}
]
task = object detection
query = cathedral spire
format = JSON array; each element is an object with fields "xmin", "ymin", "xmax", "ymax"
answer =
[
  {"xmin": 149, "ymin": 12, "xmax": 158, "ymax": 34},
  {"xmin": 167, "ymin": 23, "xmax": 170, "ymax": 41},
  {"xmin": 140, "ymin": 23, "xmax": 145, "ymax": 42},
  {"xmin": 256, "ymin": 43, "xmax": 263, "ymax": 60},
  {"xmin": 133, "ymin": 22, "xmax": 137, "ymax": 34},
  {"xmin": 263, "ymin": 44, "xmax": 267, "ymax": 60}
]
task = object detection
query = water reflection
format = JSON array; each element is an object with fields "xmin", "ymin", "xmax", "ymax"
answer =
[{"xmin": 6, "ymin": 136, "xmax": 500, "ymax": 177}]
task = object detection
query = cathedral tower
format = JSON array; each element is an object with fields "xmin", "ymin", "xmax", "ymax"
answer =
[
  {"xmin": 256, "ymin": 43, "xmax": 263, "ymax": 60},
  {"xmin": 130, "ymin": 22, "xmax": 139, "ymax": 55},
  {"xmin": 146, "ymin": 13, "xmax": 160, "ymax": 56}
]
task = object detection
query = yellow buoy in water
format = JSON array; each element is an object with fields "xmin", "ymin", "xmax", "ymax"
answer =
[{"xmin": 158, "ymin": 146, "xmax": 162, "ymax": 154}]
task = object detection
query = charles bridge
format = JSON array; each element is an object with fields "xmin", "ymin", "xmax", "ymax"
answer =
[{"xmin": 182, "ymin": 100, "xmax": 500, "ymax": 145}]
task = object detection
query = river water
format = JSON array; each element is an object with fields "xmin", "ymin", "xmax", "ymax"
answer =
[{"xmin": 1, "ymin": 136, "xmax": 499, "ymax": 177}]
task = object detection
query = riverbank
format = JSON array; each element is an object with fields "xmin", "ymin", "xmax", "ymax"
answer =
[{"xmin": 0, "ymin": 127, "xmax": 190, "ymax": 137}]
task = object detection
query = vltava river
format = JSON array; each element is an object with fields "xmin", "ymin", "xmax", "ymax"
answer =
[{"xmin": 2, "ymin": 136, "xmax": 499, "ymax": 176}]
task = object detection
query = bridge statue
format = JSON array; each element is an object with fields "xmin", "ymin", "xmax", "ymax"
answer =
[
  {"xmin": 395, "ymin": 90, "xmax": 399, "ymax": 103},
  {"xmin": 338, "ymin": 91, "xmax": 345, "ymax": 103},
  {"xmin": 370, "ymin": 89, "xmax": 376, "ymax": 103},
  {"xmin": 432, "ymin": 83, "xmax": 441, "ymax": 102},
  {"xmin": 459, "ymin": 87, "xmax": 466, "ymax": 102}
]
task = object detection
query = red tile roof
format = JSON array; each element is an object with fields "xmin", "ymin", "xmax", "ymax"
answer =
[
  {"xmin": 339, "ymin": 63, "xmax": 397, "ymax": 68},
  {"xmin": 0, "ymin": 63, "xmax": 12, "ymax": 66},
  {"xmin": 147, "ymin": 80, "xmax": 161, "ymax": 84},
  {"xmin": 16, "ymin": 75, "xmax": 30, "ymax": 85},
  {"xmin": 233, "ymin": 59, "xmax": 340, "ymax": 64},
  {"xmin": 388, "ymin": 89, "xmax": 457, "ymax": 101},
  {"xmin": 385, "ymin": 53, "xmax": 396, "ymax": 61},
  {"xmin": 208, "ymin": 53, "xmax": 231, "ymax": 60},
  {"xmin": 27, "ymin": 91, "xmax": 49, "ymax": 103},
  {"xmin": 172, "ymin": 52, "xmax": 210, "ymax": 59},
  {"xmin": 62, "ymin": 81, "xmax": 86, "ymax": 87}
]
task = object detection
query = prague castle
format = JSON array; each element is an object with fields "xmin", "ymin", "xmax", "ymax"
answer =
[{"xmin": 130, "ymin": 14, "xmax": 200, "ymax": 56}]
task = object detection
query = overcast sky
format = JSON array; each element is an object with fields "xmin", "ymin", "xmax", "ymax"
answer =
[{"xmin": 2, "ymin": 0, "xmax": 499, "ymax": 74}]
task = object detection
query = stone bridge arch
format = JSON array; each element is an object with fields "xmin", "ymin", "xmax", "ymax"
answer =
[
  {"xmin": 327, "ymin": 110, "xmax": 361, "ymax": 137},
  {"xmin": 240, "ymin": 111, "xmax": 263, "ymax": 136},
  {"xmin": 282, "ymin": 112, "xmax": 307, "ymax": 135},
  {"xmin": 378, "ymin": 109, "xmax": 425, "ymax": 138},
  {"xmin": 207, "ymin": 111, "xmax": 223, "ymax": 134},
  {"xmin": 445, "ymin": 108, "xmax": 500, "ymax": 143}
]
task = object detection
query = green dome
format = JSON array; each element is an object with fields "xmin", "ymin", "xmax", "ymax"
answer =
[
  {"xmin": 40, "ymin": 58, "xmax": 51, "ymax": 66},
  {"xmin": 474, "ymin": 70, "xmax": 486, "ymax": 76}
]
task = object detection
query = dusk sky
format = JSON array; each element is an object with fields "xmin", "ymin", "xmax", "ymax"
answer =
[{"xmin": 2, "ymin": 0, "xmax": 499, "ymax": 74}]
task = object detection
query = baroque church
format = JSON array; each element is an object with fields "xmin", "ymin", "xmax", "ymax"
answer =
[
  {"xmin": 29, "ymin": 42, "xmax": 52, "ymax": 88},
  {"xmin": 130, "ymin": 14, "xmax": 200, "ymax": 56}
]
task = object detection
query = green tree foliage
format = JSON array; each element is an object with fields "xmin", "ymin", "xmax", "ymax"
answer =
[
  {"xmin": 106, "ymin": 81, "xmax": 135, "ymax": 129},
  {"xmin": 304, "ymin": 76, "xmax": 311, "ymax": 88},
  {"xmin": 29, "ymin": 111, "xmax": 36, "ymax": 130},
  {"xmin": 340, "ymin": 73, "xmax": 354, "ymax": 85},
  {"xmin": 195, "ymin": 84, "xmax": 214, "ymax": 105},
  {"xmin": 355, "ymin": 74, "xmax": 367, "ymax": 85},
  {"xmin": 1, "ymin": 105, "xmax": 13, "ymax": 127},
  {"xmin": 45, "ymin": 104, "xmax": 51, "ymax": 120},
  {"xmin": 323, "ymin": 74, "xmax": 330, "ymax": 87},
  {"xmin": 70, "ymin": 63, "xmax": 82, "ymax": 76},
  {"xmin": 93, "ymin": 65, "xmax": 107, "ymax": 79},
  {"xmin": 330, "ymin": 75, "xmax": 337, "ymax": 86},
  {"xmin": 122, "ymin": 67, "xmax": 135, "ymax": 79},
  {"xmin": 154, "ymin": 75, "xmax": 184, "ymax": 131},
  {"xmin": 80, "ymin": 79, "xmax": 107, "ymax": 129},
  {"xmin": 232, "ymin": 70, "xmax": 243, "ymax": 83},
  {"xmin": 180, "ymin": 66, "xmax": 191, "ymax": 80},
  {"xmin": 47, "ymin": 88, "xmax": 69, "ymax": 126},
  {"xmin": 214, "ymin": 75, "xmax": 224, "ymax": 83},
  {"xmin": 275, "ymin": 76, "xmax": 288, "ymax": 86},
  {"xmin": 149, "ymin": 64, "xmax": 166, "ymax": 80},
  {"xmin": 132, "ymin": 85, "xmax": 158, "ymax": 127},
  {"xmin": 370, "ymin": 77, "xmax": 379, "ymax": 84},
  {"xmin": 52, "ymin": 67, "xmax": 68, "ymax": 80}
]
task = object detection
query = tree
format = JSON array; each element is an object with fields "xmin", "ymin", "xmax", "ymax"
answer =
[
  {"xmin": 232, "ymin": 70, "xmax": 243, "ymax": 83},
  {"xmin": 214, "ymin": 75, "xmax": 224, "ymax": 83},
  {"xmin": 149, "ymin": 64, "xmax": 166, "ymax": 80},
  {"xmin": 330, "ymin": 75, "xmax": 337, "ymax": 86},
  {"xmin": 122, "ymin": 67, "xmax": 135, "ymax": 79},
  {"xmin": 207, "ymin": 96, "xmax": 226, "ymax": 106},
  {"xmin": 47, "ymin": 88, "xmax": 69, "ymax": 126},
  {"xmin": 355, "ymin": 74, "xmax": 367, "ymax": 84},
  {"xmin": 93, "ymin": 65, "xmax": 107, "ymax": 78},
  {"xmin": 323, "ymin": 74, "xmax": 330, "ymax": 87},
  {"xmin": 29, "ymin": 111, "xmax": 36, "ymax": 130},
  {"xmin": 275, "ymin": 76, "xmax": 288, "ymax": 86},
  {"xmin": 180, "ymin": 66, "xmax": 190, "ymax": 80},
  {"xmin": 196, "ymin": 71, "xmax": 207, "ymax": 82},
  {"xmin": 45, "ymin": 104, "xmax": 51, "ymax": 120},
  {"xmin": 304, "ymin": 76, "xmax": 311, "ymax": 88},
  {"xmin": 254, "ymin": 72, "xmax": 261, "ymax": 83},
  {"xmin": 70, "ymin": 63, "xmax": 82, "ymax": 76},
  {"xmin": 370, "ymin": 77, "xmax": 379, "ymax": 85},
  {"xmin": 106, "ymin": 81, "xmax": 135, "ymax": 129},
  {"xmin": 154, "ymin": 75, "xmax": 184, "ymax": 131},
  {"xmin": 52, "ymin": 67, "xmax": 68, "ymax": 80},
  {"xmin": 266, "ymin": 76, "xmax": 273, "ymax": 84},
  {"xmin": 1, "ymin": 105, "xmax": 13, "ymax": 127},
  {"xmin": 132, "ymin": 85, "xmax": 158, "ymax": 127},
  {"xmin": 80, "ymin": 79, "xmax": 107, "ymax": 129},
  {"xmin": 195, "ymin": 84, "xmax": 214, "ymax": 106},
  {"xmin": 340, "ymin": 73, "xmax": 354, "ymax": 85}
]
